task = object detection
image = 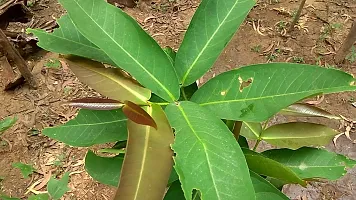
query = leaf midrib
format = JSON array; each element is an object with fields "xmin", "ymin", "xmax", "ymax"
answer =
[
  {"xmin": 62, "ymin": 119, "xmax": 126, "ymax": 128},
  {"xmin": 181, "ymin": 0, "xmax": 240, "ymax": 85},
  {"xmin": 199, "ymin": 86, "xmax": 354, "ymax": 106},
  {"xmin": 71, "ymin": 0, "xmax": 176, "ymax": 101},
  {"xmin": 177, "ymin": 105, "xmax": 221, "ymax": 199}
]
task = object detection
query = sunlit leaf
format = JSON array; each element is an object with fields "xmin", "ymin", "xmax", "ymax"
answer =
[
  {"xmin": 47, "ymin": 172, "xmax": 70, "ymax": 200},
  {"xmin": 263, "ymin": 147, "xmax": 356, "ymax": 180},
  {"xmin": 115, "ymin": 104, "xmax": 174, "ymax": 200},
  {"xmin": 62, "ymin": 98, "xmax": 124, "ymax": 110},
  {"xmin": 122, "ymin": 101, "xmax": 157, "ymax": 129},
  {"xmin": 261, "ymin": 122, "xmax": 339, "ymax": 149},
  {"xmin": 43, "ymin": 109, "xmax": 127, "ymax": 147},
  {"xmin": 240, "ymin": 122, "xmax": 262, "ymax": 140},
  {"xmin": 63, "ymin": 56, "xmax": 151, "ymax": 104},
  {"xmin": 85, "ymin": 150, "xmax": 124, "ymax": 186},
  {"xmin": 165, "ymin": 101, "xmax": 255, "ymax": 200},
  {"xmin": 280, "ymin": 103, "xmax": 340, "ymax": 119},
  {"xmin": 12, "ymin": 162, "xmax": 35, "ymax": 179},
  {"xmin": 28, "ymin": 15, "xmax": 114, "ymax": 65},
  {"xmin": 250, "ymin": 171, "xmax": 289, "ymax": 200},
  {"xmin": 242, "ymin": 148, "xmax": 306, "ymax": 186},
  {"xmin": 191, "ymin": 63, "xmax": 356, "ymax": 122},
  {"xmin": 28, "ymin": 194, "xmax": 50, "ymax": 200},
  {"xmin": 59, "ymin": 0, "xmax": 180, "ymax": 102},
  {"xmin": 0, "ymin": 116, "xmax": 17, "ymax": 133},
  {"xmin": 164, "ymin": 181, "xmax": 185, "ymax": 200},
  {"xmin": 175, "ymin": 0, "xmax": 256, "ymax": 86}
]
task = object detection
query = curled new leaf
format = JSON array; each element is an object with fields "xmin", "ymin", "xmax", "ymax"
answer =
[
  {"xmin": 62, "ymin": 98, "xmax": 124, "ymax": 110},
  {"xmin": 261, "ymin": 122, "xmax": 339, "ymax": 149},
  {"xmin": 63, "ymin": 55, "xmax": 151, "ymax": 104},
  {"xmin": 115, "ymin": 104, "xmax": 174, "ymax": 200},
  {"xmin": 122, "ymin": 101, "xmax": 157, "ymax": 129},
  {"xmin": 280, "ymin": 103, "xmax": 340, "ymax": 119}
]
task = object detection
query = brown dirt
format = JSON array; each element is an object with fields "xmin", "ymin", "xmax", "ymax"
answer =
[{"xmin": 0, "ymin": 0, "xmax": 355, "ymax": 199}]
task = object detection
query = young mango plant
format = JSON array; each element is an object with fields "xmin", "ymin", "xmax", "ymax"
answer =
[{"xmin": 28, "ymin": 0, "xmax": 356, "ymax": 199}]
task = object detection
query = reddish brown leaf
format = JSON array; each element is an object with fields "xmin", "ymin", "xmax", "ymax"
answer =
[
  {"xmin": 122, "ymin": 101, "xmax": 157, "ymax": 129},
  {"xmin": 62, "ymin": 98, "xmax": 124, "ymax": 110}
]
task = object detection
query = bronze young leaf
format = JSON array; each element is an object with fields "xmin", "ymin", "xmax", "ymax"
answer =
[{"xmin": 122, "ymin": 101, "xmax": 157, "ymax": 129}]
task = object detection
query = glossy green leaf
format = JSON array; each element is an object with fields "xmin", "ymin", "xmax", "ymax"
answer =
[
  {"xmin": 164, "ymin": 181, "xmax": 185, "ymax": 200},
  {"xmin": 280, "ymin": 103, "xmax": 340, "ymax": 119},
  {"xmin": 12, "ymin": 162, "xmax": 35, "ymax": 179},
  {"xmin": 28, "ymin": 194, "xmax": 50, "ymax": 200},
  {"xmin": 64, "ymin": 56, "xmax": 151, "ymax": 104},
  {"xmin": 28, "ymin": 15, "xmax": 114, "ymax": 65},
  {"xmin": 240, "ymin": 122, "xmax": 262, "ymax": 140},
  {"xmin": 0, "ymin": 116, "xmax": 17, "ymax": 133},
  {"xmin": 43, "ymin": 109, "xmax": 127, "ymax": 147},
  {"xmin": 115, "ymin": 104, "xmax": 174, "ymax": 200},
  {"xmin": 261, "ymin": 122, "xmax": 339, "ymax": 149},
  {"xmin": 263, "ymin": 147, "xmax": 356, "ymax": 180},
  {"xmin": 59, "ymin": 0, "xmax": 180, "ymax": 101},
  {"xmin": 47, "ymin": 172, "xmax": 70, "ymax": 200},
  {"xmin": 175, "ymin": 0, "xmax": 256, "ymax": 86},
  {"xmin": 243, "ymin": 148, "xmax": 306, "ymax": 186},
  {"xmin": 250, "ymin": 171, "xmax": 289, "ymax": 200},
  {"xmin": 165, "ymin": 101, "xmax": 255, "ymax": 200},
  {"xmin": 85, "ymin": 150, "xmax": 124, "ymax": 186},
  {"xmin": 191, "ymin": 63, "xmax": 356, "ymax": 122}
]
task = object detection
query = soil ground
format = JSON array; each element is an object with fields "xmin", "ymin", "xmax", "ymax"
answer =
[{"xmin": 0, "ymin": 0, "xmax": 356, "ymax": 199}]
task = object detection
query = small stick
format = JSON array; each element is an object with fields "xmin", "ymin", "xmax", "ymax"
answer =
[
  {"xmin": 0, "ymin": 29, "xmax": 37, "ymax": 89},
  {"xmin": 289, "ymin": 0, "xmax": 307, "ymax": 32},
  {"xmin": 335, "ymin": 20, "xmax": 356, "ymax": 64}
]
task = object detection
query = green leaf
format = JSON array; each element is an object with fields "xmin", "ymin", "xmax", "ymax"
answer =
[
  {"xmin": 243, "ymin": 148, "xmax": 306, "ymax": 186},
  {"xmin": 12, "ymin": 162, "xmax": 35, "ymax": 179},
  {"xmin": 165, "ymin": 101, "xmax": 255, "ymax": 200},
  {"xmin": 59, "ymin": 0, "xmax": 180, "ymax": 102},
  {"xmin": 43, "ymin": 109, "xmax": 127, "ymax": 147},
  {"xmin": 240, "ymin": 122, "xmax": 262, "ymax": 140},
  {"xmin": 191, "ymin": 63, "xmax": 356, "ymax": 122},
  {"xmin": 115, "ymin": 104, "xmax": 174, "ymax": 200},
  {"xmin": 28, "ymin": 15, "xmax": 114, "ymax": 65},
  {"xmin": 261, "ymin": 122, "xmax": 339, "ymax": 149},
  {"xmin": 164, "ymin": 181, "xmax": 185, "ymax": 200},
  {"xmin": 262, "ymin": 147, "xmax": 356, "ymax": 180},
  {"xmin": 175, "ymin": 0, "xmax": 256, "ymax": 86},
  {"xmin": 85, "ymin": 150, "xmax": 124, "ymax": 186},
  {"xmin": 64, "ymin": 56, "xmax": 151, "ymax": 104},
  {"xmin": 250, "ymin": 171, "xmax": 289, "ymax": 200},
  {"xmin": 280, "ymin": 103, "xmax": 340, "ymax": 119},
  {"xmin": 0, "ymin": 195, "xmax": 20, "ymax": 200},
  {"xmin": 47, "ymin": 172, "xmax": 70, "ymax": 200},
  {"xmin": 28, "ymin": 194, "xmax": 50, "ymax": 200},
  {"xmin": 0, "ymin": 116, "xmax": 17, "ymax": 133}
]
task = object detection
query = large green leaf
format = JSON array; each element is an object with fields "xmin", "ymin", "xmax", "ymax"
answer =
[
  {"xmin": 28, "ymin": 15, "xmax": 114, "ymax": 65},
  {"xmin": 59, "ymin": 0, "xmax": 180, "ymax": 102},
  {"xmin": 64, "ymin": 56, "xmax": 151, "ymax": 104},
  {"xmin": 175, "ymin": 0, "xmax": 256, "ymax": 86},
  {"xmin": 242, "ymin": 148, "xmax": 306, "ymax": 186},
  {"xmin": 42, "ymin": 109, "xmax": 127, "ymax": 147},
  {"xmin": 261, "ymin": 122, "xmax": 339, "ymax": 149},
  {"xmin": 85, "ymin": 150, "xmax": 124, "ymax": 186},
  {"xmin": 165, "ymin": 101, "xmax": 255, "ymax": 200},
  {"xmin": 114, "ymin": 104, "xmax": 174, "ymax": 200},
  {"xmin": 250, "ymin": 171, "xmax": 289, "ymax": 200},
  {"xmin": 263, "ymin": 147, "xmax": 356, "ymax": 180},
  {"xmin": 191, "ymin": 63, "xmax": 356, "ymax": 122}
]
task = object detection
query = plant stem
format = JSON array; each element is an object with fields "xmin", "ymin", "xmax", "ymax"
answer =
[
  {"xmin": 181, "ymin": 87, "xmax": 189, "ymax": 101},
  {"xmin": 335, "ymin": 21, "xmax": 356, "ymax": 64},
  {"xmin": 253, "ymin": 139, "xmax": 261, "ymax": 151},
  {"xmin": 288, "ymin": 0, "xmax": 307, "ymax": 32}
]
